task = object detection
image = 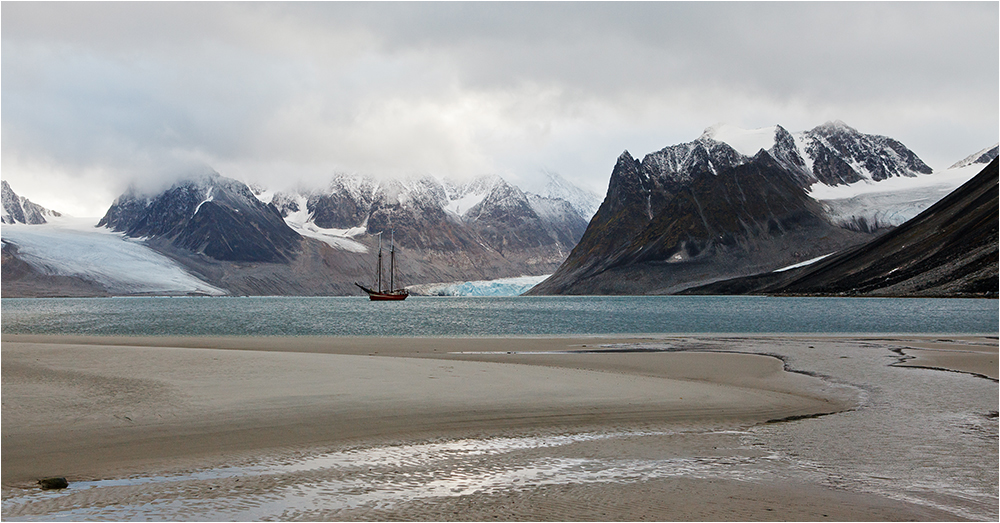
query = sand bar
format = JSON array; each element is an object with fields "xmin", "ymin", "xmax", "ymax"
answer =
[
  {"xmin": 884, "ymin": 336, "xmax": 999, "ymax": 379},
  {"xmin": 2, "ymin": 334, "xmax": 853, "ymax": 483}
]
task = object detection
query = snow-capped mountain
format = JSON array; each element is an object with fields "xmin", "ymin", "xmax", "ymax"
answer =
[
  {"xmin": 796, "ymin": 120, "xmax": 932, "ymax": 184},
  {"xmin": 261, "ymin": 173, "xmax": 590, "ymax": 261},
  {"xmin": 681, "ymin": 121, "xmax": 933, "ymax": 187},
  {"xmin": 99, "ymin": 171, "xmax": 301, "ymax": 263},
  {"xmin": 2, "ymin": 180, "xmax": 60, "ymax": 225},
  {"xmin": 530, "ymin": 121, "xmax": 957, "ymax": 295},
  {"xmin": 623, "ymin": 121, "xmax": 972, "ymax": 233}
]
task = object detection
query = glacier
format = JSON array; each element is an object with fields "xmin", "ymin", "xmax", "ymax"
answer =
[
  {"xmin": 407, "ymin": 274, "xmax": 550, "ymax": 297},
  {"xmin": 810, "ymin": 164, "xmax": 984, "ymax": 230},
  {"xmin": 1, "ymin": 217, "xmax": 226, "ymax": 295}
]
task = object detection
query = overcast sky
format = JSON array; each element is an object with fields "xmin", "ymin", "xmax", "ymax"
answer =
[{"xmin": 2, "ymin": 2, "xmax": 997, "ymax": 217}]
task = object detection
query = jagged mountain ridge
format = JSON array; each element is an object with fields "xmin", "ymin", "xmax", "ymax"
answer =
[
  {"xmin": 2, "ymin": 180, "xmax": 60, "ymax": 225},
  {"xmin": 682, "ymin": 158, "xmax": 999, "ymax": 297},
  {"xmin": 680, "ymin": 121, "xmax": 933, "ymax": 187},
  {"xmin": 263, "ymin": 173, "xmax": 590, "ymax": 263},
  {"xmin": 529, "ymin": 121, "xmax": 936, "ymax": 295}
]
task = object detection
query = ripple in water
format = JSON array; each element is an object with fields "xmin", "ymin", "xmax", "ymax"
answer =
[{"xmin": 1, "ymin": 429, "xmax": 802, "ymax": 521}]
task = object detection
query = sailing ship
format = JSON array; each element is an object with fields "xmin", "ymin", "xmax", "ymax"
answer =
[{"xmin": 355, "ymin": 231, "xmax": 409, "ymax": 301}]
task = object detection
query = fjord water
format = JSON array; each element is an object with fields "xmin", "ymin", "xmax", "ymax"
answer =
[{"xmin": 1, "ymin": 295, "xmax": 996, "ymax": 336}]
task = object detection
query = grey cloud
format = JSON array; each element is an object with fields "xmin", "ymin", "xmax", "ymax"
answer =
[{"xmin": 1, "ymin": 2, "xmax": 996, "ymax": 216}]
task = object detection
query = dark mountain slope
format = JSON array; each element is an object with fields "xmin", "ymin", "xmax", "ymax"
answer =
[
  {"xmin": 529, "ymin": 152, "xmax": 870, "ymax": 295},
  {"xmin": 527, "ymin": 122, "xmax": 945, "ymax": 295},
  {"xmin": 685, "ymin": 158, "xmax": 998, "ymax": 297},
  {"xmin": 99, "ymin": 173, "xmax": 301, "ymax": 263}
]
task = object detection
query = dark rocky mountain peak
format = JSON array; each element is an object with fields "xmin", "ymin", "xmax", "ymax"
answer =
[
  {"xmin": 768, "ymin": 125, "xmax": 813, "ymax": 185},
  {"xmin": 459, "ymin": 177, "xmax": 586, "ymax": 256},
  {"xmin": 642, "ymin": 138, "xmax": 745, "ymax": 186},
  {"xmin": 98, "ymin": 172, "xmax": 300, "ymax": 263},
  {"xmin": 801, "ymin": 121, "xmax": 932, "ymax": 185}
]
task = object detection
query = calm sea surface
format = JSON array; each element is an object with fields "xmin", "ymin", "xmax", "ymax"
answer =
[{"xmin": 1, "ymin": 295, "xmax": 996, "ymax": 336}]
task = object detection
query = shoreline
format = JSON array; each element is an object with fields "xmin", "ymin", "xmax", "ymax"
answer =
[{"xmin": 3, "ymin": 334, "xmax": 996, "ymax": 520}]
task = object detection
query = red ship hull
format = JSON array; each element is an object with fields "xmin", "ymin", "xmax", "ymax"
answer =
[
  {"xmin": 355, "ymin": 282, "xmax": 408, "ymax": 301},
  {"xmin": 367, "ymin": 291, "xmax": 408, "ymax": 301}
]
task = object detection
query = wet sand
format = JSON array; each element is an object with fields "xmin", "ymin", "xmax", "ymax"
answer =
[
  {"xmin": 887, "ymin": 337, "xmax": 999, "ymax": 380},
  {"xmin": 2, "ymin": 334, "xmax": 995, "ymax": 520}
]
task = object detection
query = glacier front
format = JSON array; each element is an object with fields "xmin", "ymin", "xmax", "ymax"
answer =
[{"xmin": 407, "ymin": 275, "xmax": 551, "ymax": 297}]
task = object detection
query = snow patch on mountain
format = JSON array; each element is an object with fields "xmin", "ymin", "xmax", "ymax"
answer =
[
  {"xmin": 193, "ymin": 187, "xmax": 214, "ymax": 216},
  {"xmin": 1, "ymin": 216, "xmax": 226, "ymax": 295},
  {"xmin": 949, "ymin": 143, "xmax": 999, "ymax": 169},
  {"xmin": 284, "ymin": 194, "xmax": 368, "ymax": 252},
  {"xmin": 287, "ymin": 221, "xmax": 368, "ymax": 253},
  {"xmin": 774, "ymin": 253, "xmax": 835, "ymax": 272},
  {"xmin": 253, "ymin": 186, "xmax": 368, "ymax": 252},
  {"xmin": 444, "ymin": 183, "xmax": 492, "ymax": 217}
]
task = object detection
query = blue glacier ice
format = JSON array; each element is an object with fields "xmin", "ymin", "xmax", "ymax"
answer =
[{"xmin": 408, "ymin": 275, "xmax": 550, "ymax": 297}]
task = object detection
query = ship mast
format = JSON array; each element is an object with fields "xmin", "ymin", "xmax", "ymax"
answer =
[
  {"xmin": 390, "ymin": 230, "xmax": 395, "ymax": 292},
  {"xmin": 376, "ymin": 232, "xmax": 383, "ymax": 293}
]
